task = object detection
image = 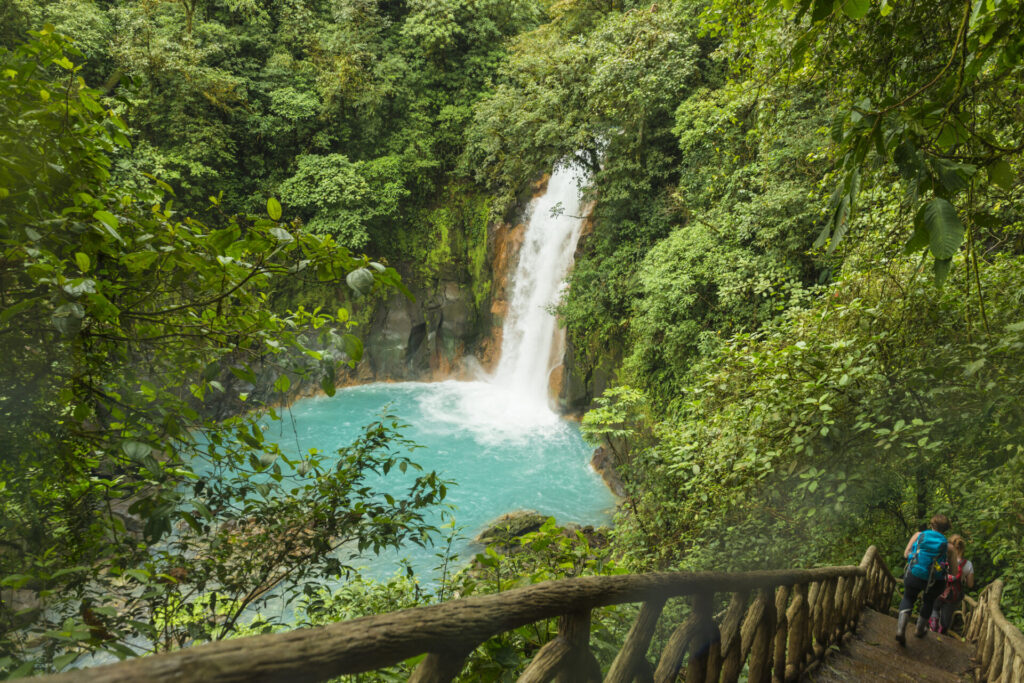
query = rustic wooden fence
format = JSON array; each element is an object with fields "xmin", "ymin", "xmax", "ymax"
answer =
[
  {"xmin": 964, "ymin": 580, "xmax": 1024, "ymax": 683},
  {"xmin": 47, "ymin": 546, "xmax": 897, "ymax": 683}
]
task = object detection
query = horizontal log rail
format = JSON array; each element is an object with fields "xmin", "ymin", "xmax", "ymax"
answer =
[
  {"xmin": 44, "ymin": 546, "xmax": 897, "ymax": 683},
  {"xmin": 964, "ymin": 580, "xmax": 1024, "ymax": 682}
]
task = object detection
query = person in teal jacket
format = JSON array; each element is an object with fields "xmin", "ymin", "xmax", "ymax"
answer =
[{"xmin": 895, "ymin": 514, "xmax": 956, "ymax": 644}]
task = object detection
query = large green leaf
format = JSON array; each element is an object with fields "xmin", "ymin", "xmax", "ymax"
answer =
[
  {"xmin": 903, "ymin": 222, "xmax": 929, "ymax": 255},
  {"xmin": 840, "ymin": 0, "xmax": 870, "ymax": 19},
  {"xmin": 826, "ymin": 195, "xmax": 851, "ymax": 254},
  {"xmin": 93, "ymin": 210, "xmax": 124, "ymax": 243},
  {"xmin": 987, "ymin": 159, "xmax": 1014, "ymax": 190},
  {"xmin": 921, "ymin": 198, "xmax": 965, "ymax": 260},
  {"xmin": 267, "ymin": 197, "xmax": 282, "ymax": 221},
  {"xmin": 931, "ymin": 158, "xmax": 975, "ymax": 195},
  {"xmin": 343, "ymin": 334, "xmax": 364, "ymax": 363},
  {"xmin": 811, "ymin": 0, "xmax": 836, "ymax": 22},
  {"xmin": 933, "ymin": 258, "xmax": 952, "ymax": 287}
]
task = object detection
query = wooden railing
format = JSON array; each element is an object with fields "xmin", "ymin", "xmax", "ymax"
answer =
[
  {"xmin": 47, "ymin": 546, "xmax": 896, "ymax": 683},
  {"xmin": 964, "ymin": 580, "xmax": 1024, "ymax": 682}
]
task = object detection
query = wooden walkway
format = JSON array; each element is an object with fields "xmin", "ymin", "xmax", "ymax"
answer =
[
  {"xmin": 809, "ymin": 609, "xmax": 974, "ymax": 682},
  {"xmin": 40, "ymin": 551, "xmax": 1024, "ymax": 682}
]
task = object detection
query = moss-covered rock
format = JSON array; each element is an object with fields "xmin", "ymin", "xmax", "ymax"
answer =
[{"xmin": 475, "ymin": 510, "xmax": 548, "ymax": 550}]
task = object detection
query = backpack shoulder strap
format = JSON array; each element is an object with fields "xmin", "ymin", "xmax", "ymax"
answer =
[{"xmin": 907, "ymin": 532, "xmax": 924, "ymax": 569}]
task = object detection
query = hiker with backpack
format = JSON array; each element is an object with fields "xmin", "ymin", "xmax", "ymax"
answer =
[
  {"xmin": 895, "ymin": 514, "xmax": 956, "ymax": 645},
  {"xmin": 930, "ymin": 534, "xmax": 975, "ymax": 634}
]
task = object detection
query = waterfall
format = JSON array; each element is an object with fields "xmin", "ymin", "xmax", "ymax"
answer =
[
  {"xmin": 491, "ymin": 165, "xmax": 589, "ymax": 407},
  {"xmin": 415, "ymin": 163, "xmax": 589, "ymax": 441}
]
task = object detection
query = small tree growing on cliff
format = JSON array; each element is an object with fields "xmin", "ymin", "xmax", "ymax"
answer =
[{"xmin": 580, "ymin": 386, "xmax": 649, "ymax": 463}]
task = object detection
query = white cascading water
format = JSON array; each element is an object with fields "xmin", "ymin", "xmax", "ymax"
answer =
[
  {"xmin": 491, "ymin": 165, "xmax": 588, "ymax": 402},
  {"xmin": 417, "ymin": 164, "xmax": 589, "ymax": 440}
]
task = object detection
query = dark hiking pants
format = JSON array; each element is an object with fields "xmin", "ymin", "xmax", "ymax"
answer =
[{"xmin": 899, "ymin": 573, "xmax": 944, "ymax": 618}]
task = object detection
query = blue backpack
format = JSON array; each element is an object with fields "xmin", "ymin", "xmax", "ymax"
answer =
[{"xmin": 906, "ymin": 529, "xmax": 948, "ymax": 581}]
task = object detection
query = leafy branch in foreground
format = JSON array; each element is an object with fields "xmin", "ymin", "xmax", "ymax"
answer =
[{"xmin": 0, "ymin": 28, "xmax": 438, "ymax": 677}]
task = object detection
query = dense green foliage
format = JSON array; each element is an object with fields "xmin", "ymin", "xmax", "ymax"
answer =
[
  {"xmin": 3, "ymin": 0, "xmax": 1024, "ymax": 676},
  {"xmin": 504, "ymin": 0, "xmax": 1024, "ymax": 632},
  {"xmin": 461, "ymin": 0, "xmax": 1024, "ymax": 633},
  {"xmin": 0, "ymin": 0, "xmax": 540, "ymax": 257},
  {"xmin": 0, "ymin": 29, "xmax": 446, "ymax": 675}
]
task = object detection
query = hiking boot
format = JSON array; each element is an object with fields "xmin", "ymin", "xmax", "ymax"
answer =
[
  {"xmin": 915, "ymin": 616, "xmax": 928, "ymax": 638},
  {"xmin": 895, "ymin": 610, "xmax": 909, "ymax": 646}
]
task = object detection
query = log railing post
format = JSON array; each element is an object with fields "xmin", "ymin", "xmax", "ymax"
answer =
[
  {"xmin": 748, "ymin": 588, "xmax": 776, "ymax": 683},
  {"xmin": 655, "ymin": 612, "xmax": 700, "ymax": 683},
  {"xmin": 518, "ymin": 638, "xmax": 572, "ymax": 683},
  {"xmin": 604, "ymin": 598, "xmax": 666, "ymax": 683},
  {"xmin": 740, "ymin": 589, "xmax": 767, "ymax": 665},
  {"xmin": 409, "ymin": 645, "xmax": 474, "ymax": 683},
  {"xmin": 990, "ymin": 630, "xmax": 1005, "ymax": 681},
  {"xmin": 811, "ymin": 579, "xmax": 832, "ymax": 659},
  {"xmin": 822, "ymin": 578, "xmax": 836, "ymax": 649},
  {"xmin": 801, "ymin": 583, "xmax": 815, "ymax": 668},
  {"xmin": 718, "ymin": 592, "xmax": 749, "ymax": 683},
  {"xmin": 684, "ymin": 593, "xmax": 717, "ymax": 683},
  {"xmin": 771, "ymin": 585, "xmax": 790, "ymax": 683},
  {"xmin": 850, "ymin": 575, "xmax": 866, "ymax": 632},
  {"xmin": 784, "ymin": 583, "xmax": 809, "ymax": 682},
  {"xmin": 555, "ymin": 611, "xmax": 601, "ymax": 683},
  {"xmin": 832, "ymin": 576, "xmax": 847, "ymax": 645},
  {"xmin": 980, "ymin": 612, "xmax": 996, "ymax": 678}
]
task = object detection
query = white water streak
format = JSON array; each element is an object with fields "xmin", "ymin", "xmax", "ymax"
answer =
[
  {"xmin": 491, "ymin": 165, "xmax": 589, "ymax": 406},
  {"xmin": 416, "ymin": 164, "xmax": 590, "ymax": 440}
]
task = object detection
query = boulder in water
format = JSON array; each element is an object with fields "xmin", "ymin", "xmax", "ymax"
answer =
[{"xmin": 475, "ymin": 510, "xmax": 547, "ymax": 550}]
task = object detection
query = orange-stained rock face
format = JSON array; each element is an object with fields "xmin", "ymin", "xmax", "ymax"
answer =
[
  {"xmin": 489, "ymin": 222, "xmax": 526, "ymax": 310},
  {"xmin": 477, "ymin": 327, "xmax": 502, "ymax": 373},
  {"xmin": 578, "ymin": 202, "xmax": 596, "ymax": 241},
  {"xmin": 531, "ymin": 173, "xmax": 551, "ymax": 198},
  {"xmin": 548, "ymin": 364, "xmax": 565, "ymax": 400},
  {"xmin": 478, "ymin": 218, "xmax": 526, "ymax": 373}
]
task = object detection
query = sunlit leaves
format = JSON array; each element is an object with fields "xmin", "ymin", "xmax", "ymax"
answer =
[
  {"xmin": 93, "ymin": 209, "xmax": 123, "ymax": 243},
  {"xmin": 839, "ymin": 0, "xmax": 870, "ymax": 18},
  {"xmin": 267, "ymin": 197, "xmax": 282, "ymax": 221},
  {"xmin": 987, "ymin": 159, "xmax": 1015, "ymax": 191}
]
